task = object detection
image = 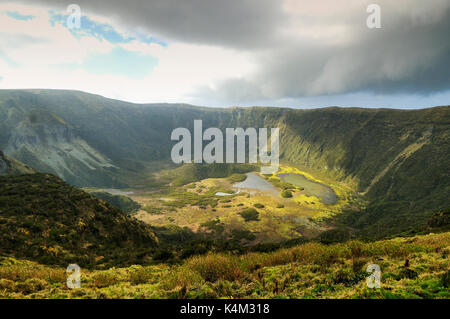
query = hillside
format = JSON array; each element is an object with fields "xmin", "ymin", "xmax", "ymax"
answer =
[
  {"xmin": 0, "ymin": 150, "xmax": 34, "ymax": 176},
  {"xmin": 87, "ymin": 191, "xmax": 141, "ymax": 214},
  {"xmin": 0, "ymin": 89, "xmax": 448, "ymax": 237},
  {"xmin": 0, "ymin": 173, "xmax": 158, "ymax": 268},
  {"xmin": 1, "ymin": 232, "xmax": 448, "ymax": 299}
]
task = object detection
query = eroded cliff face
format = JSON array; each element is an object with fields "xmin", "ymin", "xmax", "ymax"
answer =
[
  {"xmin": 0, "ymin": 91, "xmax": 448, "ymax": 217},
  {"xmin": 0, "ymin": 151, "xmax": 8, "ymax": 175},
  {"xmin": 0, "ymin": 150, "xmax": 34, "ymax": 176},
  {"xmin": 3, "ymin": 110, "xmax": 118, "ymax": 186}
]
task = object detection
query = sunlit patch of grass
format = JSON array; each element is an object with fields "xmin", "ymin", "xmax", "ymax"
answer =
[
  {"xmin": 1, "ymin": 232, "xmax": 449, "ymax": 299},
  {"xmin": 132, "ymin": 165, "xmax": 360, "ymax": 243},
  {"xmin": 185, "ymin": 253, "xmax": 244, "ymax": 282}
]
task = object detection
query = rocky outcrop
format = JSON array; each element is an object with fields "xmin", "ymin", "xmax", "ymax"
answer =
[
  {"xmin": 0, "ymin": 150, "xmax": 34, "ymax": 176},
  {"xmin": 3, "ymin": 110, "xmax": 118, "ymax": 186}
]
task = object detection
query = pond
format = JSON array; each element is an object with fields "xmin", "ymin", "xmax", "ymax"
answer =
[
  {"xmin": 231, "ymin": 173, "xmax": 278, "ymax": 194},
  {"xmin": 277, "ymin": 173, "xmax": 338, "ymax": 205},
  {"xmin": 215, "ymin": 189, "xmax": 241, "ymax": 196}
]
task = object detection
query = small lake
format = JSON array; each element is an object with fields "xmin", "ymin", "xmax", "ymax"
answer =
[
  {"xmin": 277, "ymin": 173, "xmax": 338, "ymax": 205},
  {"xmin": 232, "ymin": 173, "xmax": 277, "ymax": 194},
  {"xmin": 215, "ymin": 189, "xmax": 241, "ymax": 196}
]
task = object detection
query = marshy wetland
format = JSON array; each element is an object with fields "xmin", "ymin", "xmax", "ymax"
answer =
[
  {"xmin": 277, "ymin": 173, "xmax": 338, "ymax": 205},
  {"xmin": 121, "ymin": 164, "xmax": 357, "ymax": 244}
]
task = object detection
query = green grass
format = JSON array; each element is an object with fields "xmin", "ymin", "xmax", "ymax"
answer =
[
  {"xmin": 1, "ymin": 90, "xmax": 448, "ymax": 238},
  {"xmin": 166, "ymin": 163, "xmax": 257, "ymax": 186},
  {"xmin": 228, "ymin": 174, "xmax": 247, "ymax": 183},
  {"xmin": 1, "ymin": 232, "xmax": 448, "ymax": 299},
  {"xmin": 0, "ymin": 173, "xmax": 158, "ymax": 268}
]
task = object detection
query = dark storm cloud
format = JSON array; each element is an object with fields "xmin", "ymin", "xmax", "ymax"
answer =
[
  {"xmin": 9, "ymin": 0, "xmax": 450, "ymax": 102},
  {"xmin": 195, "ymin": 0, "xmax": 450, "ymax": 102},
  {"xmin": 13, "ymin": 0, "xmax": 287, "ymax": 49}
]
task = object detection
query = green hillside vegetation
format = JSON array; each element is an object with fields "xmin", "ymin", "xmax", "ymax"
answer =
[
  {"xmin": 0, "ymin": 173, "xmax": 158, "ymax": 268},
  {"xmin": 1, "ymin": 232, "xmax": 448, "ymax": 299},
  {"xmin": 165, "ymin": 163, "xmax": 257, "ymax": 186},
  {"xmin": 88, "ymin": 191, "xmax": 141, "ymax": 214},
  {"xmin": 0, "ymin": 89, "xmax": 448, "ymax": 300},
  {"xmin": 1, "ymin": 90, "xmax": 447, "ymax": 237}
]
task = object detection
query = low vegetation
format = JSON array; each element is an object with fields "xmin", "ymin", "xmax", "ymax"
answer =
[
  {"xmin": 0, "ymin": 174, "xmax": 158, "ymax": 268},
  {"xmin": 1, "ymin": 232, "xmax": 448, "ymax": 299},
  {"xmin": 165, "ymin": 163, "xmax": 257, "ymax": 186},
  {"xmin": 239, "ymin": 208, "xmax": 260, "ymax": 222},
  {"xmin": 281, "ymin": 190, "xmax": 293, "ymax": 198}
]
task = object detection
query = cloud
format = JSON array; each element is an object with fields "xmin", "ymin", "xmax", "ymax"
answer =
[
  {"xmin": 47, "ymin": 12, "xmax": 167, "ymax": 46},
  {"xmin": 3, "ymin": 0, "xmax": 450, "ymax": 107},
  {"xmin": 13, "ymin": 0, "xmax": 287, "ymax": 49},
  {"xmin": 193, "ymin": 0, "xmax": 450, "ymax": 103},
  {"xmin": 0, "ymin": 2, "xmax": 256, "ymax": 104}
]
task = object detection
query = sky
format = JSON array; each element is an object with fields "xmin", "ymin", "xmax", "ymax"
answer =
[{"xmin": 0, "ymin": 0, "xmax": 449, "ymax": 109}]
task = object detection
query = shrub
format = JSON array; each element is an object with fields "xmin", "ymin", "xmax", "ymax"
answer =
[
  {"xmin": 0, "ymin": 264, "xmax": 66, "ymax": 284},
  {"xmin": 0, "ymin": 279, "xmax": 15, "ymax": 291},
  {"xmin": 129, "ymin": 266, "xmax": 153, "ymax": 285},
  {"xmin": 201, "ymin": 219, "xmax": 225, "ymax": 234},
  {"xmin": 254, "ymin": 203, "xmax": 265, "ymax": 209},
  {"xmin": 153, "ymin": 249, "xmax": 174, "ymax": 262},
  {"xmin": 185, "ymin": 253, "xmax": 244, "ymax": 282},
  {"xmin": 281, "ymin": 190, "xmax": 292, "ymax": 198},
  {"xmin": 228, "ymin": 174, "xmax": 247, "ymax": 183},
  {"xmin": 240, "ymin": 208, "xmax": 260, "ymax": 222},
  {"xmin": 231, "ymin": 229, "xmax": 256, "ymax": 241},
  {"xmin": 397, "ymin": 268, "xmax": 419, "ymax": 280},
  {"xmin": 15, "ymin": 278, "xmax": 48, "ymax": 294},
  {"xmin": 351, "ymin": 258, "xmax": 367, "ymax": 273},
  {"xmin": 90, "ymin": 271, "xmax": 116, "ymax": 288},
  {"xmin": 143, "ymin": 206, "xmax": 163, "ymax": 214},
  {"xmin": 332, "ymin": 268, "xmax": 355, "ymax": 285},
  {"xmin": 318, "ymin": 228, "xmax": 351, "ymax": 244},
  {"xmin": 441, "ymin": 270, "xmax": 450, "ymax": 288},
  {"xmin": 162, "ymin": 266, "xmax": 204, "ymax": 290}
]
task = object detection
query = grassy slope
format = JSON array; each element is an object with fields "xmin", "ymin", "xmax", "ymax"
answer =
[
  {"xmin": 87, "ymin": 191, "xmax": 141, "ymax": 214},
  {"xmin": 166, "ymin": 163, "xmax": 258, "ymax": 186},
  {"xmin": 0, "ymin": 90, "xmax": 448, "ymax": 237},
  {"xmin": 1, "ymin": 232, "xmax": 448, "ymax": 299},
  {"xmin": 0, "ymin": 173, "xmax": 158, "ymax": 268},
  {"xmin": 133, "ymin": 164, "xmax": 357, "ymax": 245}
]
